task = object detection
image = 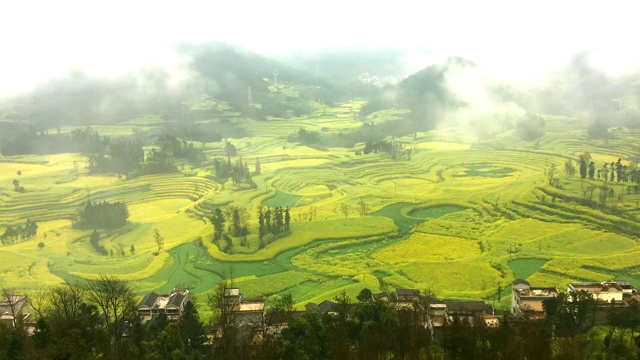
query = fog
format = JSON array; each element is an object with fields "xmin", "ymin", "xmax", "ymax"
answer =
[{"xmin": 2, "ymin": 0, "xmax": 640, "ymax": 131}]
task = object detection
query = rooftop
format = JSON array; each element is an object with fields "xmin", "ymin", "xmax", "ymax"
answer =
[
  {"xmin": 568, "ymin": 282, "xmax": 624, "ymax": 293},
  {"xmin": 225, "ymin": 288, "xmax": 241, "ymax": 297},
  {"xmin": 611, "ymin": 280, "xmax": 635, "ymax": 290},
  {"xmin": 167, "ymin": 290, "xmax": 189, "ymax": 307},
  {"xmin": 397, "ymin": 289, "xmax": 420, "ymax": 297},
  {"xmin": 238, "ymin": 301, "xmax": 265, "ymax": 312},
  {"xmin": 445, "ymin": 300, "xmax": 486, "ymax": 313},
  {"xmin": 515, "ymin": 287, "xmax": 559, "ymax": 298},
  {"xmin": 156, "ymin": 296, "xmax": 169, "ymax": 309},
  {"xmin": 138, "ymin": 289, "xmax": 189, "ymax": 310},
  {"xmin": 429, "ymin": 303, "xmax": 447, "ymax": 309},
  {"xmin": 138, "ymin": 292, "xmax": 159, "ymax": 309}
]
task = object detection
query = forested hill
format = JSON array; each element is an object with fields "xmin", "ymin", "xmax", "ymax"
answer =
[
  {"xmin": 186, "ymin": 44, "xmax": 348, "ymax": 116},
  {"xmin": 360, "ymin": 57, "xmax": 475, "ymax": 130},
  {"xmin": 0, "ymin": 44, "xmax": 343, "ymax": 127}
]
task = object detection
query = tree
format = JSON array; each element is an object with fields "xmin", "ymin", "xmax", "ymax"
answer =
[
  {"xmin": 548, "ymin": 163, "xmax": 556, "ymax": 185},
  {"xmin": 211, "ymin": 208, "xmax": 225, "ymax": 241},
  {"xmin": 130, "ymin": 244, "xmax": 135, "ymax": 255},
  {"xmin": 340, "ymin": 203, "xmax": 350, "ymax": 218},
  {"xmin": 26, "ymin": 287, "xmax": 48, "ymax": 320},
  {"xmin": 233, "ymin": 208, "xmax": 241, "ymax": 236},
  {"xmin": 284, "ymin": 207, "xmax": 291, "ymax": 231},
  {"xmin": 579, "ymin": 152, "xmax": 591, "ymax": 180},
  {"xmin": 86, "ymin": 275, "xmax": 138, "ymax": 346},
  {"xmin": 37, "ymin": 242, "xmax": 45, "ymax": 249},
  {"xmin": 354, "ymin": 298, "xmax": 397, "ymax": 359},
  {"xmin": 153, "ymin": 228, "xmax": 164, "ymax": 255},
  {"xmin": 44, "ymin": 282, "xmax": 106, "ymax": 356},
  {"xmin": 564, "ymin": 159, "xmax": 576, "ymax": 177},
  {"xmin": 588, "ymin": 161, "xmax": 596, "ymax": 180},
  {"xmin": 224, "ymin": 205, "xmax": 250, "ymax": 238},
  {"xmin": 257, "ymin": 205, "xmax": 266, "ymax": 241},
  {"xmin": 178, "ymin": 301, "xmax": 205, "ymax": 355},
  {"xmin": 281, "ymin": 312, "xmax": 328, "ymax": 360},
  {"xmin": 255, "ymin": 157, "xmax": 261, "ymax": 175},
  {"xmin": 47, "ymin": 283, "xmax": 88, "ymax": 323},
  {"xmin": 208, "ymin": 280, "xmax": 238, "ymax": 357},
  {"xmin": 1, "ymin": 289, "xmax": 21, "ymax": 327},
  {"xmin": 274, "ymin": 207, "xmax": 284, "ymax": 237},
  {"xmin": 145, "ymin": 325, "xmax": 186, "ymax": 359},
  {"xmin": 357, "ymin": 288, "xmax": 373, "ymax": 302},
  {"xmin": 358, "ymin": 198, "xmax": 369, "ymax": 217},
  {"xmin": 224, "ymin": 141, "xmax": 237, "ymax": 157}
]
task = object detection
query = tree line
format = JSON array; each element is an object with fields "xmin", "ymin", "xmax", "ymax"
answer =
[
  {"xmin": 575, "ymin": 152, "xmax": 640, "ymax": 185},
  {"xmin": 1, "ymin": 127, "xmax": 206, "ymax": 179},
  {"xmin": 155, "ymin": 134, "xmax": 207, "ymax": 166},
  {"xmin": 210, "ymin": 205, "xmax": 291, "ymax": 252},
  {"xmin": 360, "ymin": 139, "xmax": 413, "ymax": 160},
  {"xmin": 0, "ymin": 219, "xmax": 38, "ymax": 245},
  {"xmin": 3, "ymin": 280, "xmax": 640, "ymax": 359},
  {"xmin": 0, "ymin": 276, "xmax": 204, "ymax": 360},
  {"xmin": 205, "ymin": 283, "xmax": 640, "ymax": 360},
  {"xmin": 560, "ymin": 152, "xmax": 640, "ymax": 206}
]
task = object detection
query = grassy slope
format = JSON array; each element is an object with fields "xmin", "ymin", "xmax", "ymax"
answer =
[{"xmin": 0, "ymin": 106, "xmax": 639, "ymax": 311}]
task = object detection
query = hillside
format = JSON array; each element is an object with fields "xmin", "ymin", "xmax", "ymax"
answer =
[
  {"xmin": 360, "ymin": 57, "xmax": 476, "ymax": 132},
  {"xmin": 0, "ymin": 44, "xmax": 344, "ymax": 128}
]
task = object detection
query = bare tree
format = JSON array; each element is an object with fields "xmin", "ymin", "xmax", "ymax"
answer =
[
  {"xmin": 208, "ymin": 280, "xmax": 239, "ymax": 357},
  {"xmin": 340, "ymin": 203, "xmax": 350, "ymax": 218},
  {"xmin": 26, "ymin": 287, "xmax": 49, "ymax": 320},
  {"xmin": 358, "ymin": 198, "xmax": 369, "ymax": 217},
  {"xmin": 308, "ymin": 205, "xmax": 317, "ymax": 221},
  {"xmin": 86, "ymin": 275, "xmax": 137, "ymax": 344},
  {"xmin": 153, "ymin": 228, "xmax": 164, "ymax": 255},
  {"xmin": 47, "ymin": 283, "xmax": 87, "ymax": 322}
]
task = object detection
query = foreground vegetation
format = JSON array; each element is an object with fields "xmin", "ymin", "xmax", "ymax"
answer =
[{"xmin": 3, "ymin": 278, "xmax": 640, "ymax": 360}]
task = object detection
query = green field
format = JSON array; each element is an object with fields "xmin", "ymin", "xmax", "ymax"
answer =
[{"xmin": 1, "ymin": 105, "xmax": 640, "ymax": 310}]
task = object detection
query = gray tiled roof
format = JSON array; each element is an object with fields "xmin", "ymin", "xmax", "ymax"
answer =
[{"xmin": 138, "ymin": 292, "xmax": 159, "ymax": 309}]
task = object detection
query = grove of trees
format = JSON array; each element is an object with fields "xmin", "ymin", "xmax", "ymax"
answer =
[
  {"xmin": 77, "ymin": 201, "xmax": 129, "ymax": 230},
  {"xmin": 0, "ymin": 219, "xmax": 38, "ymax": 245}
]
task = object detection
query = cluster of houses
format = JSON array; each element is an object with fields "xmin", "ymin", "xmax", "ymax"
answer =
[
  {"xmin": 1, "ymin": 278, "xmax": 637, "ymax": 343},
  {"xmin": 127, "ymin": 278, "xmax": 639, "ymax": 343},
  {"xmin": 511, "ymin": 279, "xmax": 637, "ymax": 325}
]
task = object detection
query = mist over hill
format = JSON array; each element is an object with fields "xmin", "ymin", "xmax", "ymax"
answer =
[
  {"xmin": 0, "ymin": 44, "xmax": 345, "ymax": 128},
  {"xmin": 533, "ymin": 52, "xmax": 640, "ymax": 129},
  {"xmin": 1, "ymin": 44, "xmax": 639, "ymax": 138}
]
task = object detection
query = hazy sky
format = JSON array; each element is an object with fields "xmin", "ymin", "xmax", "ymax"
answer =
[{"xmin": 2, "ymin": 0, "xmax": 639, "ymax": 95}]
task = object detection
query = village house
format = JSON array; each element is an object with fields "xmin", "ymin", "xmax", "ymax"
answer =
[
  {"xmin": 207, "ymin": 288, "xmax": 267, "ymax": 347},
  {"xmin": 567, "ymin": 282, "xmax": 624, "ymax": 303},
  {"xmin": 567, "ymin": 281, "xmax": 632, "ymax": 325},
  {"xmin": 427, "ymin": 300, "xmax": 494, "ymax": 339},
  {"xmin": 263, "ymin": 308, "xmax": 306, "ymax": 337},
  {"xmin": 305, "ymin": 300, "xmax": 338, "ymax": 314},
  {"xmin": 137, "ymin": 289, "xmax": 189, "ymax": 321},
  {"xmin": 396, "ymin": 288, "xmax": 420, "ymax": 303},
  {"xmin": 511, "ymin": 279, "xmax": 559, "ymax": 317},
  {"xmin": 220, "ymin": 288, "xmax": 266, "ymax": 327},
  {"xmin": 610, "ymin": 280, "xmax": 636, "ymax": 297},
  {"xmin": 0, "ymin": 294, "xmax": 31, "ymax": 327}
]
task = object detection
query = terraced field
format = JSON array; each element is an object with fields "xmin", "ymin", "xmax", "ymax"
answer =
[{"xmin": 1, "ymin": 106, "xmax": 639, "ymax": 310}]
